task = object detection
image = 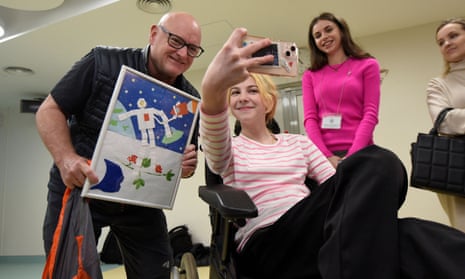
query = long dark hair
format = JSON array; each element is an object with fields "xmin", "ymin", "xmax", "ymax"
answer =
[{"xmin": 307, "ymin": 12, "xmax": 373, "ymax": 71}]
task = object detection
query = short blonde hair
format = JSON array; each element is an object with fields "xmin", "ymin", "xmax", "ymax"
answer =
[{"xmin": 228, "ymin": 73, "xmax": 278, "ymax": 125}]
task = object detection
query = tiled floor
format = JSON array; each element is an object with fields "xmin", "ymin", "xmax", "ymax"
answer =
[
  {"xmin": 0, "ymin": 256, "xmax": 209, "ymax": 279},
  {"xmin": 103, "ymin": 265, "xmax": 210, "ymax": 279},
  {"xmin": 0, "ymin": 256, "xmax": 122, "ymax": 279}
]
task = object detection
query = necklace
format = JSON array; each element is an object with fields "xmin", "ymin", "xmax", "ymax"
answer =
[
  {"xmin": 260, "ymin": 133, "xmax": 277, "ymax": 145},
  {"xmin": 269, "ymin": 134, "xmax": 277, "ymax": 144},
  {"xmin": 241, "ymin": 131, "xmax": 277, "ymax": 145},
  {"xmin": 328, "ymin": 57, "xmax": 349, "ymax": 71},
  {"xmin": 320, "ymin": 59, "xmax": 352, "ymax": 117}
]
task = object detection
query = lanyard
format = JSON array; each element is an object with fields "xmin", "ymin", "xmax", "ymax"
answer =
[{"xmin": 319, "ymin": 60, "xmax": 352, "ymax": 115}]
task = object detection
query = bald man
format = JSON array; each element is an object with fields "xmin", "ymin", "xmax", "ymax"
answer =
[{"xmin": 36, "ymin": 12, "xmax": 202, "ymax": 278}]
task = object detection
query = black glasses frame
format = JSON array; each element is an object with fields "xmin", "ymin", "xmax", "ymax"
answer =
[{"xmin": 158, "ymin": 25, "xmax": 204, "ymax": 58}]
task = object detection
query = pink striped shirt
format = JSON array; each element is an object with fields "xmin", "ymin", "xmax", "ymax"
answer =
[{"xmin": 200, "ymin": 109, "xmax": 335, "ymax": 251}]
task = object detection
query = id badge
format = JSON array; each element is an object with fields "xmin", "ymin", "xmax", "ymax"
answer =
[{"xmin": 321, "ymin": 114, "xmax": 342, "ymax": 129}]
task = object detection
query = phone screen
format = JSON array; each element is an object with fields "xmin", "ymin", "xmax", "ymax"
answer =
[{"xmin": 252, "ymin": 44, "xmax": 279, "ymax": 66}]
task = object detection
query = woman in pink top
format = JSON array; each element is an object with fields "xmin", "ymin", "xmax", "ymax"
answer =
[
  {"xmin": 201, "ymin": 28, "xmax": 465, "ymax": 279},
  {"xmin": 302, "ymin": 12, "xmax": 380, "ymax": 167}
]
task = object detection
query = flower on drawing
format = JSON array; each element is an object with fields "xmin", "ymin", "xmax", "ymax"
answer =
[{"xmin": 127, "ymin": 154, "xmax": 138, "ymax": 164}]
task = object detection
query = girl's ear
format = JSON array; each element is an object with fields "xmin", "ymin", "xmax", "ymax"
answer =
[{"xmin": 265, "ymin": 99, "xmax": 274, "ymax": 114}]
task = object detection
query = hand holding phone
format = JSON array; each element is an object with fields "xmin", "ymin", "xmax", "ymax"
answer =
[{"xmin": 243, "ymin": 35, "xmax": 299, "ymax": 77}]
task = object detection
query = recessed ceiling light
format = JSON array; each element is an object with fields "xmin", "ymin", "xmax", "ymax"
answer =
[
  {"xmin": 136, "ymin": 0, "xmax": 172, "ymax": 14},
  {"xmin": 4, "ymin": 66, "xmax": 35, "ymax": 76}
]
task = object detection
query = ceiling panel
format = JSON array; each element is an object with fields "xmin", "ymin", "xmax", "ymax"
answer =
[{"xmin": 0, "ymin": 0, "xmax": 465, "ymax": 110}]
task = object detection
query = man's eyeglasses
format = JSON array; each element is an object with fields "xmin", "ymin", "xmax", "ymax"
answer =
[{"xmin": 158, "ymin": 25, "xmax": 204, "ymax": 58}]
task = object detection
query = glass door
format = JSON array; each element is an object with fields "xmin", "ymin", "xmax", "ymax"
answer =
[{"xmin": 276, "ymin": 82, "xmax": 304, "ymax": 135}]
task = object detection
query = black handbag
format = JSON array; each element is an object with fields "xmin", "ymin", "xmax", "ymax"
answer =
[
  {"xmin": 169, "ymin": 225, "xmax": 193, "ymax": 266},
  {"xmin": 410, "ymin": 107, "xmax": 465, "ymax": 197}
]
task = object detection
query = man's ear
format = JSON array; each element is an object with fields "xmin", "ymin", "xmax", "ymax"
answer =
[{"xmin": 149, "ymin": 25, "xmax": 159, "ymax": 44}]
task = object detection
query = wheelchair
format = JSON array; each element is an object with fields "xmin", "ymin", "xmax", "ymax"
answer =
[
  {"xmin": 198, "ymin": 165, "xmax": 257, "ymax": 279},
  {"xmin": 171, "ymin": 252, "xmax": 199, "ymax": 279},
  {"xmin": 197, "ymin": 119, "xmax": 316, "ymax": 278},
  {"xmin": 198, "ymin": 165, "xmax": 318, "ymax": 279}
]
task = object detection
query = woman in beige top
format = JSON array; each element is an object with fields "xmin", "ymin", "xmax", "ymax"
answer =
[{"xmin": 427, "ymin": 17, "xmax": 465, "ymax": 232}]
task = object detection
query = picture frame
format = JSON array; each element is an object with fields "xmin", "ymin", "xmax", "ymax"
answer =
[{"xmin": 81, "ymin": 65, "xmax": 200, "ymax": 209}]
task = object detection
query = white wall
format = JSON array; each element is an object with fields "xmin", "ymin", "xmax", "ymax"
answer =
[
  {"xmin": 0, "ymin": 20, "xmax": 455, "ymax": 256},
  {"xmin": 359, "ymin": 22, "xmax": 449, "ymax": 222},
  {"xmin": 0, "ymin": 109, "xmax": 52, "ymax": 255}
]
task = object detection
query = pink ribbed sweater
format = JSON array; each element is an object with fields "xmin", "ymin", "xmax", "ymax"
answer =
[{"xmin": 302, "ymin": 57, "xmax": 380, "ymax": 157}]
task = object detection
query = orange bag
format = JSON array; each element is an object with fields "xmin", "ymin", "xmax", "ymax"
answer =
[{"xmin": 42, "ymin": 188, "xmax": 102, "ymax": 279}]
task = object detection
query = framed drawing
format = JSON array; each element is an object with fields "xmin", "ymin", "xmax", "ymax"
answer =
[{"xmin": 81, "ymin": 65, "xmax": 200, "ymax": 209}]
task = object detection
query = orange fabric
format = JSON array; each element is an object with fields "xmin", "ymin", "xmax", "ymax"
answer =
[
  {"xmin": 42, "ymin": 188, "xmax": 72, "ymax": 279},
  {"xmin": 73, "ymin": 235, "xmax": 92, "ymax": 279},
  {"xmin": 42, "ymin": 159, "xmax": 101, "ymax": 279}
]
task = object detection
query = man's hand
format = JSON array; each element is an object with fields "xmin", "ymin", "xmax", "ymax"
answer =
[
  {"xmin": 57, "ymin": 154, "xmax": 99, "ymax": 189},
  {"xmin": 181, "ymin": 144, "xmax": 198, "ymax": 178}
]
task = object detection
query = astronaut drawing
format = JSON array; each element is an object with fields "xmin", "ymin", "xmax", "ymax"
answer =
[{"xmin": 118, "ymin": 98, "xmax": 175, "ymax": 146}]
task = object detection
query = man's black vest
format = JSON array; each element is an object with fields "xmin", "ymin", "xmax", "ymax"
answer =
[
  {"xmin": 72, "ymin": 45, "xmax": 199, "ymax": 159},
  {"xmin": 49, "ymin": 45, "xmax": 199, "ymax": 192}
]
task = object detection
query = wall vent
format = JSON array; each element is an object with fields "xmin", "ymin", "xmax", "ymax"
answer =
[
  {"xmin": 136, "ymin": 0, "xmax": 172, "ymax": 14},
  {"xmin": 20, "ymin": 98, "xmax": 44, "ymax": 113}
]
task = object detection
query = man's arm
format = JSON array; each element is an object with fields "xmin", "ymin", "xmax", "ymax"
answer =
[{"xmin": 35, "ymin": 95, "xmax": 98, "ymax": 188}]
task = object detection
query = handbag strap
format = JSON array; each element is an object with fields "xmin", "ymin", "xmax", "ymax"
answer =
[{"xmin": 431, "ymin": 107, "xmax": 453, "ymax": 134}]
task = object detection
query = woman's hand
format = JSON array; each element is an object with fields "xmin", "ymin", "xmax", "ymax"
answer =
[
  {"xmin": 201, "ymin": 28, "xmax": 274, "ymax": 114},
  {"xmin": 328, "ymin": 155, "xmax": 342, "ymax": 168}
]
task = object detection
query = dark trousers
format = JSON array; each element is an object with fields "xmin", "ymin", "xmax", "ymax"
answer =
[
  {"xmin": 399, "ymin": 217, "xmax": 465, "ymax": 279},
  {"xmin": 44, "ymin": 190, "xmax": 172, "ymax": 279},
  {"xmin": 237, "ymin": 145, "xmax": 465, "ymax": 279},
  {"xmin": 237, "ymin": 172, "xmax": 334, "ymax": 278},
  {"xmin": 318, "ymin": 145, "xmax": 407, "ymax": 279}
]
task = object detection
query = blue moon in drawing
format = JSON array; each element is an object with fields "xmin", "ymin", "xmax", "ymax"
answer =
[{"xmin": 91, "ymin": 159, "xmax": 124, "ymax": 192}]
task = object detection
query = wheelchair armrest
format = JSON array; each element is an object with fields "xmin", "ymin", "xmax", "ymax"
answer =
[{"xmin": 198, "ymin": 184, "xmax": 258, "ymax": 219}]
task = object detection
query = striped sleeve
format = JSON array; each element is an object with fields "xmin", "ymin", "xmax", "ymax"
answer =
[
  {"xmin": 301, "ymin": 136, "xmax": 335, "ymax": 184},
  {"xmin": 199, "ymin": 106, "xmax": 232, "ymax": 175}
]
